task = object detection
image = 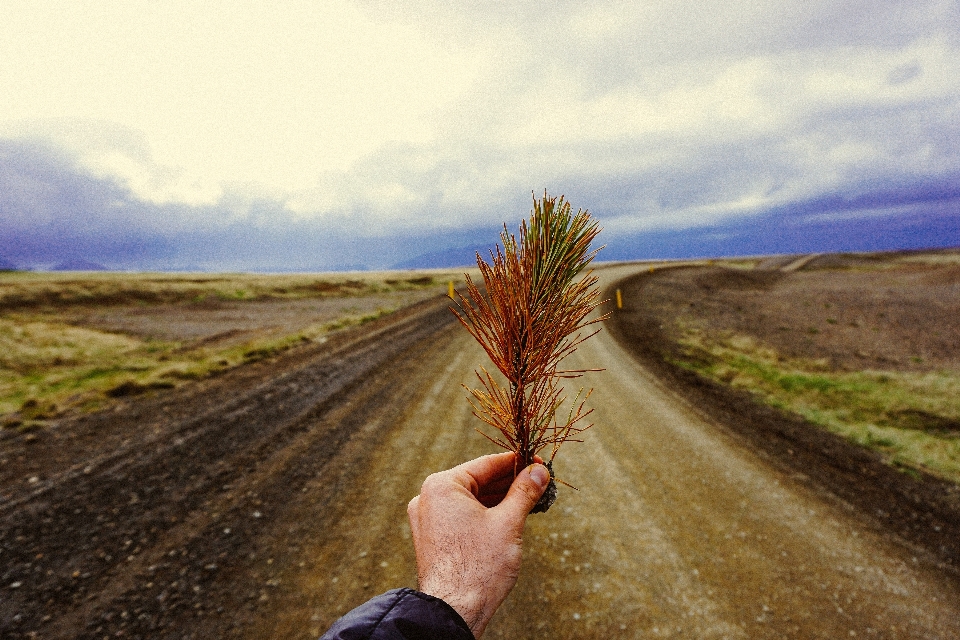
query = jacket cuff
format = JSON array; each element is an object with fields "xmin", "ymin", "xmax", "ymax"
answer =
[{"xmin": 320, "ymin": 587, "xmax": 474, "ymax": 639}]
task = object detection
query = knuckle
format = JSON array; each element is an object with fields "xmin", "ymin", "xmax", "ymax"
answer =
[
  {"xmin": 421, "ymin": 468, "xmax": 464, "ymax": 498},
  {"xmin": 420, "ymin": 472, "xmax": 444, "ymax": 495}
]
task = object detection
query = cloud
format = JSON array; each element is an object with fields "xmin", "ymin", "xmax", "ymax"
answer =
[
  {"xmin": 1, "ymin": 1, "xmax": 959, "ymax": 270},
  {"xmin": 3, "ymin": 132, "xmax": 957, "ymax": 272},
  {"xmin": 278, "ymin": 15, "xmax": 960, "ymax": 238},
  {"xmin": 0, "ymin": 138, "xmax": 503, "ymax": 270},
  {"xmin": 0, "ymin": 138, "xmax": 192, "ymax": 265},
  {"xmin": 4, "ymin": 119, "xmax": 225, "ymax": 207}
]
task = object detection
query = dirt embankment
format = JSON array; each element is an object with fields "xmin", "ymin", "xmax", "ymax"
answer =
[{"xmin": 605, "ymin": 260, "xmax": 960, "ymax": 574}]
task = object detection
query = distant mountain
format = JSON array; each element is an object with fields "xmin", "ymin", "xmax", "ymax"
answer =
[
  {"xmin": 392, "ymin": 243, "xmax": 494, "ymax": 269},
  {"xmin": 601, "ymin": 199, "xmax": 960, "ymax": 262},
  {"xmin": 0, "ymin": 256, "xmax": 16, "ymax": 271},
  {"xmin": 325, "ymin": 263, "xmax": 369, "ymax": 272},
  {"xmin": 51, "ymin": 258, "xmax": 108, "ymax": 271}
]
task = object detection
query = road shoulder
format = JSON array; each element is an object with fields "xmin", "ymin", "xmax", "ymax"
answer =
[{"xmin": 604, "ymin": 271, "xmax": 960, "ymax": 578}]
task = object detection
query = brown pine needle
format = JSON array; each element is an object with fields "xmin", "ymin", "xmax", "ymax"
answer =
[{"xmin": 452, "ymin": 192, "xmax": 608, "ymax": 478}]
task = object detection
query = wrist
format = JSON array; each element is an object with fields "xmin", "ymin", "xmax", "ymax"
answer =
[{"xmin": 419, "ymin": 580, "xmax": 489, "ymax": 637}]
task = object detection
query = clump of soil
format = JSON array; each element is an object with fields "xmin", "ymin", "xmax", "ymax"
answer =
[
  {"xmin": 530, "ymin": 462, "xmax": 558, "ymax": 514},
  {"xmin": 105, "ymin": 380, "xmax": 176, "ymax": 398}
]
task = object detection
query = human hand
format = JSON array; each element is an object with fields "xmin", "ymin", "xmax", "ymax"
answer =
[{"xmin": 407, "ymin": 452, "xmax": 550, "ymax": 638}]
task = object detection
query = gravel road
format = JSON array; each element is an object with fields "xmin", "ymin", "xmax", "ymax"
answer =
[{"xmin": 1, "ymin": 265, "xmax": 958, "ymax": 638}]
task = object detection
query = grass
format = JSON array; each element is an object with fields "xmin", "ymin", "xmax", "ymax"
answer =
[
  {"xmin": 0, "ymin": 269, "xmax": 469, "ymax": 429},
  {"xmin": 1, "ymin": 307, "xmax": 397, "ymax": 427},
  {"xmin": 0, "ymin": 271, "xmax": 452, "ymax": 311},
  {"xmin": 671, "ymin": 329, "xmax": 960, "ymax": 484},
  {"xmin": 717, "ymin": 259, "xmax": 761, "ymax": 270},
  {"xmin": 896, "ymin": 250, "xmax": 960, "ymax": 266}
]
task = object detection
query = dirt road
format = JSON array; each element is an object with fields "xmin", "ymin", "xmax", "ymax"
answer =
[{"xmin": 2, "ymin": 265, "xmax": 958, "ymax": 638}]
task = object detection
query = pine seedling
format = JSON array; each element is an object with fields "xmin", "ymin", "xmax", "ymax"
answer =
[{"xmin": 452, "ymin": 192, "xmax": 607, "ymax": 513}]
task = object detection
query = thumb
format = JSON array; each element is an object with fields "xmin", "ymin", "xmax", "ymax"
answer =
[{"xmin": 497, "ymin": 464, "xmax": 550, "ymax": 523}]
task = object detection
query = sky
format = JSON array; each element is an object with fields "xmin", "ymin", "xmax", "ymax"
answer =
[{"xmin": 1, "ymin": 0, "xmax": 959, "ymax": 271}]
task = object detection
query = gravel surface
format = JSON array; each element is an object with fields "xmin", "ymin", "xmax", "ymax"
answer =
[{"xmin": 1, "ymin": 264, "xmax": 958, "ymax": 638}]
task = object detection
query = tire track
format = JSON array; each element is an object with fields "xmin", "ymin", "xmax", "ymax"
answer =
[{"xmin": 0, "ymin": 295, "xmax": 456, "ymax": 638}]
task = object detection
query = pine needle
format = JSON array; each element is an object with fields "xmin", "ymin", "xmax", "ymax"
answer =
[{"xmin": 452, "ymin": 192, "xmax": 607, "ymax": 473}]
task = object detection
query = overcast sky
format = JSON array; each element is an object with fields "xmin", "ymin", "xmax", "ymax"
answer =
[{"xmin": 2, "ymin": 1, "xmax": 959, "ymax": 270}]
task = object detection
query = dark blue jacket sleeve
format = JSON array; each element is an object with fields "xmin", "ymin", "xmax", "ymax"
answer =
[{"xmin": 319, "ymin": 588, "xmax": 475, "ymax": 640}]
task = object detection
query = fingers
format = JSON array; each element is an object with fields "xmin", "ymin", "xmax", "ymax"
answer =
[
  {"xmin": 476, "ymin": 454, "xmax": 546, "ymax": 505},
  {"xmin": 477, "ymin": 476, "xmax": 514, "ymax": 507},
  {"xmin": 416, "ymin": 453, "xmax": 543, "ymax": 511},
  {"xmin": 453, "ymin": 451, "xmax": 518, "ymax": 493},
  {"xmin": 496, "ymin": 464, "xmax": 550, "ymax": 525},
  {"xmin": 477, "ymin": 474, "xmax": 515, "ymax": 500},
  {"xmin": 477, "ymin": 493, "xmax": 506, "ymax": 508},
  {"xmin": 407, "ymin": 495, "xmax": 421, "ymax": 537}
]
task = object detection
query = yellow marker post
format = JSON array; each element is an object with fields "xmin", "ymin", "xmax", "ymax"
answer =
[
  {"xmin": 649, "ymin": 266, "xmax": 655, "ymax": 273},
  {"xmin": 448, "ymin": 281, "xmax": 455, "ymax": 299},
  {"xmin": 616, "ymin": 288, "xmax": 622, "ymax": 309}
]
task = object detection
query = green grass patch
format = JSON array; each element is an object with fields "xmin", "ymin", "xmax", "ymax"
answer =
[
  {"xmin": 673, "ymin": 330, "xmax": 960, "ymax": 484},
  {"xmin": 0, "ymin": 306, "xmax": 399, "ymax": 427}
]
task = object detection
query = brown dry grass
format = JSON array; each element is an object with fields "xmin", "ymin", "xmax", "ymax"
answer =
[
  {"xmin": 0, "ymin": 270, "xmax": 463, "ymax": 311},
  {"xmin": 1, "ymin": 270, "xmax": 473, "ymax": 429}
]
